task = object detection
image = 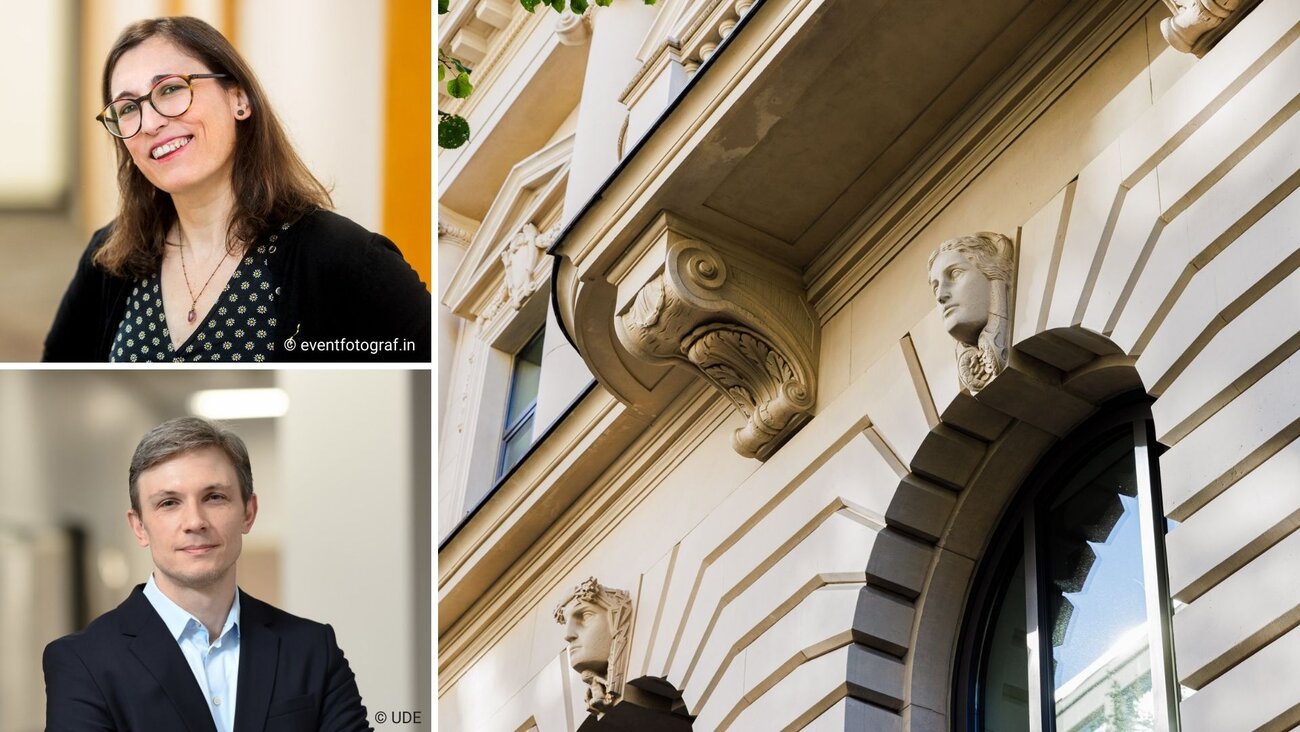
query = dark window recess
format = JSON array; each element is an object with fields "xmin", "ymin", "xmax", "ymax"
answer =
[
  {"xmin": 955, "ymin": 397, "xmax": 1181, "ymax": 732},
  {"xmin": 498, "ymin": 329, "xmax": 544, "ymax": 479}
]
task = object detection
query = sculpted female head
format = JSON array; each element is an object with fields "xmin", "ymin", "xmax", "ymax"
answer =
[
  {"xmin": 927, "ymin": 232, "xmax": 1015, "ymax": 394},
  {"xmin": 927, "ymin": 232, "xmax": 1014, "ymax": 345}
]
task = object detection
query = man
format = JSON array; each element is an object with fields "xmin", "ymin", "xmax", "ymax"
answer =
[{"xmin": 43, "ymin": 417, "xmax": 372, "ymax": 731}]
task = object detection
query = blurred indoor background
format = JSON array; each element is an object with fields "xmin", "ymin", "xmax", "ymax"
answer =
[
  {"xmin": 0, "ymin": 0, "xmax": 432, "ymax": 360},
  {"xmin": 0, "ymin": 369, "xmax": 432, "ymax": 730}
]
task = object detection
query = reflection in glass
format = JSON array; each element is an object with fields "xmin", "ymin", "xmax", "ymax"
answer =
[
  {"xmin": 980, "ymin": 551, "xmax": 1030, "ymax": 732},
  {"xmin": 505, "ymin": 330, "xmax": 544, "ymax": 427},
  {"xmin": 1046, "ymin": 433, "xmax": 1155, "ymax": 732},
  {"xmin": 498, "ymin": 329, "xmax": 545, "ymax": 479}
]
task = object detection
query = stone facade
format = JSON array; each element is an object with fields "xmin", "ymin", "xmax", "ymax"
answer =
[{"xmin": 438, "ymin": 0, "xmax": 1298, "ymax": 729}]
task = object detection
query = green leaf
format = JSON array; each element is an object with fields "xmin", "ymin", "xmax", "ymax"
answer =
[
  {"xmin": 439, "ymin": 114, "xmax": 471, "ymax": 149},
  {"xmin": 438, "ymin": 64, "xmax": 445, "ymax": 82},
  {"xmin": 447, "ymin": 71, "xmax": 474, "ymax": 99},
  {"xmin": 570, "ymin": 0, "xmax": 588, "ymax": 11},
  {"xmin": 547, "ymin": 0, "xmax": 564, "ymax": 11},
  {"xmin": 520, "ymin": 0, "xmax": 541, "ymax": 11},
  {"xmin": 438, "ymin": 0, "xmax": 449, "ymax": 13},
  {"xmin": 644, "ymin": 0, "xmax": 656, "ymax": 4},
  {"xmin": 452, "ymin": 58, "xmax": 472, "ymax": 74},
  {"xmin": 595, "ymin": 0, "xmax": 611, "ymax": 5}
]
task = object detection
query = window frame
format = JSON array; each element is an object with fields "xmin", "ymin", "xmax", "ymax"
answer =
[
  {"xmin": 496, "ymin": 327, "xmax": 544, "ymax": 479},
  {"xmin": 953, "ymin": 395, "xmax": 1182, "ymax": 732}
]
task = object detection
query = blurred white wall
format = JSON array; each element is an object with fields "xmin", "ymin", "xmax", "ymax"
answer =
[
  {"xmin": 0, "ymin": 0, "xmax": 73, "ymax": 206},
  {"xmin": 279, "ymin": 370, "xmax": 421, "ymax": 717},
  {"xmin": 240, "ymin": 1, "xmax": 387, "ymax": 231}
]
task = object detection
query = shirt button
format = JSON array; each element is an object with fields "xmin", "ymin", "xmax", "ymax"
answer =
[{"xmin": 213, "ymin": 696, "xmax": 222, "ymax": 706}]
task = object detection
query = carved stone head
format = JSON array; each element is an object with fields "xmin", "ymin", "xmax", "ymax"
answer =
[
  {"xmin": 555, "ymin": 577, "xmax": 633, "ymax": 716},
  {"xmin": 927, "ymin": 232, "xmax": 1014, "ymax": 394}
]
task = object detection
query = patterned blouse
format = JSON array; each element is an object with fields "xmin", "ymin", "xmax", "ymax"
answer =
[{"xmin": 110, "ymin": 241, "xmax": 281, "ymax": 363}]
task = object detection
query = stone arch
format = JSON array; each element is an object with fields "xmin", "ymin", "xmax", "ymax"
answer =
[{"xmin": 851, "ymin": 326, "xmax": 1147, "ymax": 731}]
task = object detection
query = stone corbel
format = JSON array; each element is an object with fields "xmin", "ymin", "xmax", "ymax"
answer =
[
  {"xmin": 613, "ymin": 218, "xmax": 818, "ymax": 460},
  {"xmin": 1160, "ymin": 0, "xmax": 1249, "ymax": 55}
]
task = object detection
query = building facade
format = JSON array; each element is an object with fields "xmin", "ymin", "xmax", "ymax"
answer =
[{"xmin": 439, "ymin": 0, "xmax": 1299, "ymax": 729}]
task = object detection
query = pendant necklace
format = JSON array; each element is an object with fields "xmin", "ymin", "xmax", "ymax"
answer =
[{"xmin": 177, "ymin": 228, "xmax": 229, "ymax": 324}]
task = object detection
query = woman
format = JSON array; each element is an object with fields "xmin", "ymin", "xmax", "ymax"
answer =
[{"xmin": 44, "ymin": 16, "xmax": 430, "ymax": 362}]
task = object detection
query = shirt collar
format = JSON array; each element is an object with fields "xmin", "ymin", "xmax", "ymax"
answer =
[{"xmin": 143, "ymin": 574, "xmax": 241, "ymax": 643}]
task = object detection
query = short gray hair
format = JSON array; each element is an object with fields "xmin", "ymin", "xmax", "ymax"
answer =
[{"xmin": 129, "ymin": 417, "xmax": 254, "ymax": 514}]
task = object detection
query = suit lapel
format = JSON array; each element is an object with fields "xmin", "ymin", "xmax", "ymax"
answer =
[
  {"xmin": 233, "ymin": 590, "xmax": 280, "ymax": 732},
  {"xmin": 120, "ymin": 587, "xmax": 218, "ymax": 732}
]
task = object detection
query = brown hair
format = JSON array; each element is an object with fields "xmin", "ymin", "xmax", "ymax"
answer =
[
  {"xmin": 129, "ymin": 416, "xmax": 254, "ymax": 514},
  {"xmin": 95, "ymin": 16, "xmax": 331, "ymax": 279}
]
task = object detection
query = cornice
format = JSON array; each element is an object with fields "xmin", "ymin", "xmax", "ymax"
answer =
[
  {"xmin": 443, "ymin": 133, "xmax": 574, "ymax": 319},
  {"xmin": 437, "ymin": 221, "xmax": 473, "ymax": 247},
  {"xmin": 439, "ymin": 1, "xmax": 537, "ymax": 118},
  {"xmin": 439, "ymin": 381, "xmax": 731, "ymax": 689},
  {"xmin": 619, "ymin": 41, "xmax": 684, "ymax": 110}
]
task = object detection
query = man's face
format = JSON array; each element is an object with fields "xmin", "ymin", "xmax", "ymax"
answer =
[
  {"xmin": 929, "ymin": 249, "xmax": 992, "ymax": 345},
  {"xmin": 128, "ymin": 446, "xmax": 256, "ymax": 591},
  {"xmin": 563, "ymin": 599, "xmax": 613, "ymax": 675}
]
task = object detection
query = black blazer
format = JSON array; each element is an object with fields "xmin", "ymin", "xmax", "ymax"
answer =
[
  {"xmin": 43, "ymin": 209, "xmax": 431, "ymax": 363},
  {"xmin": 42, "ymin": 585, "xmax": 372, "ymax": 732}
]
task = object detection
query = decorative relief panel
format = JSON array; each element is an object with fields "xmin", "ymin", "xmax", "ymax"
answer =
[
  {"xmin": 926, "ymin": 232, "xmax": 1015, "ymax": 396},
  {"xmin": 1161, "ymin": 0, "xmax": 1250, "ymax": 55},
  {"xmin": 555, "ymin": 577, "xmax": 634, "ymax": 717},
  {"xmin": 500, "ymin": 222, "xmax": 560, "ymax": 311},
  {"xmin": 615, "ymin": 224, "xmax": 818, "ymax": 460}
]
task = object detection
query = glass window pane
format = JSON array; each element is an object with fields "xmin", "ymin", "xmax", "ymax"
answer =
[
  {"xmin": 506, "ymin": 331, "xmax": 544, "ymax": 427},
  {"xmin": 1046, "ymin": 432, "xmax": 1156, "ymax": 732},
  {"xmin": 980, "ymin": 551, "xmax": 1031, "ymax": 732},
  {"xmin": 499, "ymin": 413, "xmax": 535, "ymax": 476}
]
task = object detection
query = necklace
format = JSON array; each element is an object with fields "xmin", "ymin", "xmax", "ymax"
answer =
[{"xmin": 177, "ymin": 229, "xmax": 229, "ymax": 324}]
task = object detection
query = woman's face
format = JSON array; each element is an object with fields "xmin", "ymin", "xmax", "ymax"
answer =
[
  {"xmin": 109, "ymin": 37, "xmax": 247, "ymax": 200},
  {"xmin": 929, "ymin": 248, "xmax": 992, "ymax": 345}
]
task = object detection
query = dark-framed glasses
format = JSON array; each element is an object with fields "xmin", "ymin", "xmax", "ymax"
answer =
[{"xmin": 95, "ymin": 73, "xmax": 229, "ymax": 139}]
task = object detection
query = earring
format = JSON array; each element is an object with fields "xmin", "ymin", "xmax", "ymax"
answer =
[{"xmin": 236, "ymin": 108, "xmax": 247, "ymax": 118}]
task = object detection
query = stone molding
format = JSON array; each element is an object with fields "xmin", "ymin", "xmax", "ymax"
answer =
[
  {"xmin": 1160, "ymin": 0, "xmax": 1249, "ymax": 55},
  {"xmin": 438, "ymin": 221, "xmax": 473, "ymax": 248},
  {"xmin": 676, "ymin": 0, "xmax": 757, "ymax": 73},
  {"xmin": 614, "ymin": 220, "xmax": 818, "ymax": 460}
]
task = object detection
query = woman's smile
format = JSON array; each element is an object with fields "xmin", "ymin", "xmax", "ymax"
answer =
[{"xmin": 150, "ymin": 135, "xmax": 193, "ymax": 160}]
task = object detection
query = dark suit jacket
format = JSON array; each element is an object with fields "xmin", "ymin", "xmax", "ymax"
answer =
[{"xmin": 42, "ymin": 585, "xmax": 372, "ymax": 732}]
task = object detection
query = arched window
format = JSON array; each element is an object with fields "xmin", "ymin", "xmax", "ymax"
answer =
[{"xmin": 954, "ymin": 396, "xmax": 1181, "ymax": 731}]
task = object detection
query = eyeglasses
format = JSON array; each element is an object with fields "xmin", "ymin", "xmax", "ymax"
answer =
[{"xmin": 95, "ymin": 73, "xmax": 229, "ymax": 139}]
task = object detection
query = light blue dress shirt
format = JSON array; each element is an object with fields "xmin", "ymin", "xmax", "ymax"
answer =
[{"xmin": 143, "ymin": 575, "xmax": 241, "ymax": 732}]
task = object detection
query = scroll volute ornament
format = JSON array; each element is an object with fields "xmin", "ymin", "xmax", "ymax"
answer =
[
  {"xmin": 614, "ymin": 223, "xmax": 818, "ymax": 460},
  {"xmin": 927, "ymin": 232, "xmax": 1015, "ymax": 395}
]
